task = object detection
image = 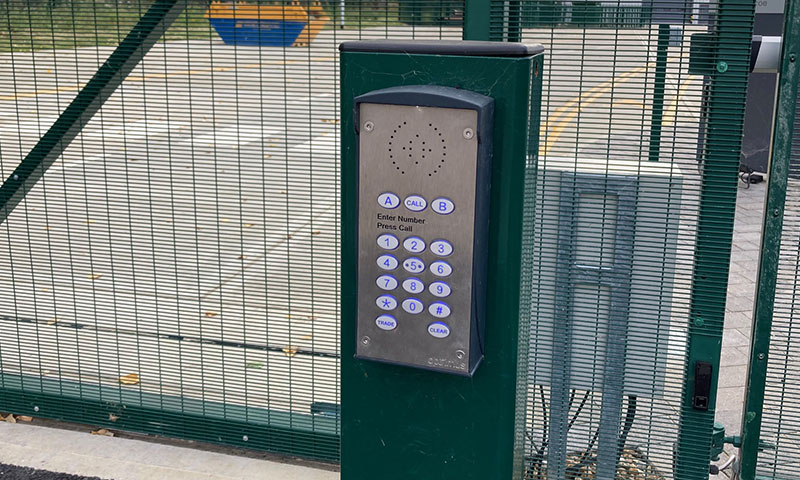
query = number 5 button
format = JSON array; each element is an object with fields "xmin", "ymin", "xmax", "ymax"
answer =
[{"xmin": 430, "ymin": 239, "xmax": 453, "ymax": 257}]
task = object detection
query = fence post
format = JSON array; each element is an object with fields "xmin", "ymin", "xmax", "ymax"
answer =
[
  {"xmin": 739, "ymin": 0, "xmax": 799, "ymax": 476},
  {"xmin": 463, "ymin": 0, "xmax": 492, "ymax": 40}
]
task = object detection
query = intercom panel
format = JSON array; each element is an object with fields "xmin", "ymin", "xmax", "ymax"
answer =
[{"xmin": 353, "ymin": 85, "xmax": 493, "ymax": 375}]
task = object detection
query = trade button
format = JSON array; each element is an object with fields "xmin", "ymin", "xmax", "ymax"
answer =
[
  {"xmin": 427, "ymin": 321, "xmax": 450, "ymax": 338},
  {"xmin": 376, "ymin": 314, "xmax": 398, "ymax": 331},
  {"xmin": 432, "ymin": 198, "xmax": 455, "ymax": 215},
  {"xmin": 378, "ymin": 192, "xmax": 400, "ymax": 209},
  {"xmin": 404, "ymin": 195, "xmax": 427, "ymax": 212}
]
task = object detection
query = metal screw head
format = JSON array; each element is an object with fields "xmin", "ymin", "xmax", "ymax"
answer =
[
  {"xmin": 13, "ymin": 174, "xmax": 18, "ymax": 180},
  {"xmin": 463, "ymin": 128, "xmax": 474, "ymax": 140},
  {"xmin": 455, "ymin": 350, "xmax": 465, "ymax": 360},
  {"xmin": 363, "ymin": 121, "xmax": 374, "ymax": 132},
  {"xmin": 716, "ymin": 61, "xmax": 728, "ymax": 73},
  {"xmin": 694, "ymin": 317, "xmax": 704, "ymax": 327},
  {"xmin": 33, "ymin": 406, "xmax": 39, "ymax": 412},
  {"xmin": 758, "ymin": 353, "xmax": 766, "ymax": 360},
  {"xmin": 773, "ymin": 208, "xmax": 781, "ymax": 217},
  {"xmin": 790, "ymin": 53, "xmax": 797, "ymax": 63},
  {"xmin": 242, "ymin": 435, "xmax": 249, "ymax": 442},
  {"xmin": 361, "ymin": 336, "xmax": 370, "ymax": 345}
]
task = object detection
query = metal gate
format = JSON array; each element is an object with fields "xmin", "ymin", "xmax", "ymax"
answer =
[{"xmin": 0, "ymin": 0, "xmax": 767, "ymax": 477}]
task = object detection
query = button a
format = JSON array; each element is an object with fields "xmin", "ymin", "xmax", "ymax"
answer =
[
  {"xmin": 376, "ymin": 315, "xmax": 398, "ymax": 331},
  {"xmin": 378, "ymin": 192, "xmax": 400, "ymax": 210},
  {"xmin": 427, "ymin": 322, "xmax": 450, "ymax": 338},
  {"xmin": 404, "ymin": 195, "xmax": 427, "ymax": 212}
]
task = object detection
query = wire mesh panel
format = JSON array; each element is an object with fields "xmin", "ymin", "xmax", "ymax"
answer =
[
  {"xmin": 0, "ymin": 0, "xmax": 462, "ymax": 461},
  {"xmin": 494, "ymin": 0, "xmax": 754, "ymax": 477}
]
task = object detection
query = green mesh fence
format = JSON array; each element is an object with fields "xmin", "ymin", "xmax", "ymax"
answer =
[
  {"xmin": 0, "ymin": 0, "xmax": 463, "ymax": 462},
  {"xmin": 491, "ymin": 0, "xmax": 754, "ymax": 478}
]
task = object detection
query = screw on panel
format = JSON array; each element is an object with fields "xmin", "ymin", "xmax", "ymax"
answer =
[
  {"xmin": 363, "ymin": 121, "xmax": 374, "ymax": 132},
  {"xmin": 758, "ymin": 353, "xmax": 766, "ymax": 360},
  {"xmin": 716, "ymin": 61, "xmax": 728, "ymax": 73},
  {"xmin": 773, "ymin": 208, "xmax": 781, "ymax": 217},
  {"xmin": 33, "ymin": 406, "xmax": 39, "ymax": 412},
  {"xmin": 243, "ymin": 435, "xmax": 249, "ymax": 442},
  {"xmin": 361, "ymin": 336, "xmax": 370, "ymax": 345},
  {"xmin": 455, "ymin": 350, "xmax": 465, "ymax": 360},
  {"xmin": 463, "ymin": 128, "xmax": 474, "ymax": 140},
  {"xmin": 13, "ymin": 174, "xmax": 18, "ymax": 180},
  {"xmin": 790, "ymin": 53, "xmax": 796, "ymax": 63}
]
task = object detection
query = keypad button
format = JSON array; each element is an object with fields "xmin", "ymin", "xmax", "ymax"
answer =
[
  {"xmin": 403, "ymin": 236, "xmax": 426, "ymax": 253},
  {"xmin": 402, "ymin": 298, "xmax": 424, "ymax": 314},
  {"xmin": 376, "ymin": 294, "xmax": 397, "ymax": 311},
  {"xmin": 430, "ymin": 260, "xmax": 452, "ymax": 277},
  {"xmin": 402, "ymin": 257, "xmax": 426, "ymax": 274},
  {"xmin": 427, "ymin": 321, "xmax": 451, "ymax": 338},
  {"xmin": 402, "ymin": 277, "xmax": 425, "ymax": 294},
  {"xmin": 376, "ymin": 275, "xmax": 398, "ymax": 291},
  {"xmin": 377, "ymin": 254, "xmax": 398, "ymax": 271},
  {"xmin": 430, "ymin": 240, "xmax": 454, "ymax": 257},
  {"xmin": 404, "ymin": 195, "xmax": 427, "ymax": 212},
  {"xmin": 432, "ymin": 198, "xmax": 455, "ymax": 215},
  {"xmin": 378, "ymin": 192, "xmax": 400, "ymax": 210},
  {"xmin": 429, "ymin": 281, "xmax": 451, "ymax": 298},
  {"xmin": 376, "ymin": 314, "xmax": 397, "ymax": 331},
  {"xmin": 377, "ymin": 233, "xmax": 399, "ymax": 250},
  {"xmin": 428, "ymin": 302, "xmax": 451, "ymax": 318}
]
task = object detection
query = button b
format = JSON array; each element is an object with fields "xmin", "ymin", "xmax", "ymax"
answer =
[
  {"xmin": 432, "ymin": 198, "xmax": 455, "ymax": 215},
  {"xmin": 378, "ymin": 192, "xmax": 400, "ymax": 210}
]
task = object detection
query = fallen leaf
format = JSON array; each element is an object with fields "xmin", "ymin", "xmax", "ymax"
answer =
[
  {"xmin": 44, "ymin": 226, "xmax": 52, "ymax": 231},
  {"xmin": 282, "ymin": 346, "xmax": 298, "ymax": 358},
  {"xmin": 84, "ymin": 219, "xmax": 95, "ymax": 225},
  {"xmin": 4, "ymin": 414, "xmax": 15, "ymax": 423},
  {"xmin": 237, "ymin": 255, "xmax": 247, "ymax": 260},
  {"xmin": 41, "ymin": 288, "xmax": 49, "ymax": 292},
  {"xmin": 88, "ymin": 273, "xmax": 103, "ymax": 280},
  {"xmin": 91, "ymin": 428, "xmax": 114, "ymax": 437},
  {"xmin": 197, "ymin": 226, "xmax": 203, "ymax": 231},
  {"xmin": 108, "ymin": 414, "xmax": 119, "ymax": 422},
  {"xmin": 17, "ymin": 416, "xmax": 32, "ymax": 422},
  {"xmin": 246, "ymin": 362, "xmax": 263, "ymax": 369},
  {"xmin": 204, "ymin": 311, "xmax": 218, "ymax": 318},
  {"xmin": 119, "ymin": 373, "xmax": 139, "ymax": 385},
  {"xmin": 220, "ymin": 218, "xmax": 230, "ymax": 223},
  {"xmin": 264, "ymin": 154, "xmax": 272, "ymax": 159},
  {"xmin": 40, "ymin": 370, "xmax": 51, "ymax": 376},
  {"xmin": 300, "ymin": 333, "xmax": 313, "ymax": 340},
  {"xmin": 311, "ymin": 230, "xmax": 321, "ymax": 236},
  {"xmin": 243, "ymin": 223, "xmax": 254, "ymax": 228},
  {"xmin": 47, "ymin": 317, "xmax": 58, "ymax": 325}
]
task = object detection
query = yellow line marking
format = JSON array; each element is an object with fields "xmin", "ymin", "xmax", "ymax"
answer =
[
  {"xmin": 663, "ymin": 75, "xmax": 698, "ymax": 127},
  {"xmin": 0, "ymin": 56, "xmax": 335, "ymax": 102}
]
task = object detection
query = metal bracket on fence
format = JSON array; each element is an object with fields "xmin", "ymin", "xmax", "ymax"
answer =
[{"xmin": 0, "ymin": 0, "xmax": 190, "ymax": 225}]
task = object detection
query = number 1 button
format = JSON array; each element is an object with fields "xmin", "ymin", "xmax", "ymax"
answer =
[{"xmin": 377, "ymin": 234, "xmax": 399, "ymax": 250}]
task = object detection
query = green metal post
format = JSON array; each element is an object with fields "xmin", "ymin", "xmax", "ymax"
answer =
[
  {"xmin": 340, "ymin": 45, "xmax": 544, "ymax": 480},
  {"xmin": 674, "ymin": 0, "xmax": 755, "ymax": 476},
  {"xmin": 648, "ymin": 24, "xmax": 670, "ymax": 162},
  {"xmin": 0, "ymin": 0, "xmax": 189, "ymax": 224},
  {"xmin": 739, "ymin": 0, "xmax": 799, "ymax": 476},
  {"xmin": 463, "ymin": 0, "xmax": 492, "ymax": 40}
]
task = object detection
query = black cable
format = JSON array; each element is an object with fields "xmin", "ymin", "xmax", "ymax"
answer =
[{"xmin": 618, "ymin": 395, "xmax": 637, "ymax": 455}]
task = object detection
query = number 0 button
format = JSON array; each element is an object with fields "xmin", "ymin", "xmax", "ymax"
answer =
[
  {"xmin": 402, "ymin": 298, "xmax": 424, "ymax": 314},
  {"xmin": 431, "ymin": 240, "xmax": 453, "ymax": 257},
  {"xmin": 376, "ymin": 275, "xmax": 398, "ymax": 291},
  {"xmin": 377, "ymin": 234, "xmax": 399, "ymax": 250},
  {"xmin": 403, "ymin": 236, "xmax": 426, "ymax": 253}
]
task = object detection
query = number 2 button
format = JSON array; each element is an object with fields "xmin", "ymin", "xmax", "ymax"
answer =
[{"xmin": 403, "ymin": 236, "xmax": 426, "ymax": 253}]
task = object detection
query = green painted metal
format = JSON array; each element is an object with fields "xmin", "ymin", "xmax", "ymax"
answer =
[
  {"xmin": 674, "ymin": 0, "xmax": 756, "ymax": 476},
  {"xmin": 739, "ymin": 0, "xmax": 800, "ymax": 476},
  {"xmin": 647, "ymin": 24, "xmax": 670, "ymax": 162},
  {"xmin": 0, "ymin": 0, "xmax": 188, "ymax": 224},
  {"xmin": 0, "ymin": 372, "xmax": 339, "ymax": 461},
  {"xmin": 340, "ymin": 48, "xmax": 543, "ymax": 479},
  {"xmin": 463, "ymin": 0, "xmax": 492, "ymax": 40}
]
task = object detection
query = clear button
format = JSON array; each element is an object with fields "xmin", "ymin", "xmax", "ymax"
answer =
[
  {"xmin": 376, "ymin": 295, "xmax": 397, "ymax": 311},
  {"xmin": 404, "ymin": 195, "xmax": 427, "ymax": 212},
  {"xmin": 432, "ymin": 198, "xmax": 455, "ymax": 215},
  {"xmin": 378, "ymin": 192, "xmax": 400, "ymax": 210},
  {"xmin": 429, "ymin": 302, "xmax": 451, "ymax": 318},
  {"xmin": 402, "ymin": 298, "xmax": 424, "ymax": 314},
  {"xmin": 376, "ymin": 275, "xmax": 398, "ymax": 291},
  {"xmin": 376, "ymin": 315, "xmax": 398, "ymax": 331},
  {"xmin": 427, "ymin": 322, "xmax": 450, "ymax": 338}
]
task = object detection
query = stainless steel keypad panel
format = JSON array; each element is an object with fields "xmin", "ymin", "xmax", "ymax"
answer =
[{"xmin": 355, "ymin": 100, "xmax": 485, "ymax": 374}]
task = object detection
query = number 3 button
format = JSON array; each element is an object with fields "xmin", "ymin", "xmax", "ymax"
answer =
[{"xmin": 430, "ymin": 240, "xmax": 453, "ymax": 257}]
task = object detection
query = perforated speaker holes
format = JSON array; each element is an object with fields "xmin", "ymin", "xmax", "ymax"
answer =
[{"xmin": 387, "ymin": 121, "xmax": 447, "ymax": 176}]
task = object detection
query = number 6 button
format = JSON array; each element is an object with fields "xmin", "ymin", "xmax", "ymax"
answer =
[
  {"xmin": 430, "ymin": 239, "xmax": 453, "ymax": 257},
  {"xmin": 403, "ymin": 236, "xmax": 426, "ymax": 253}
]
